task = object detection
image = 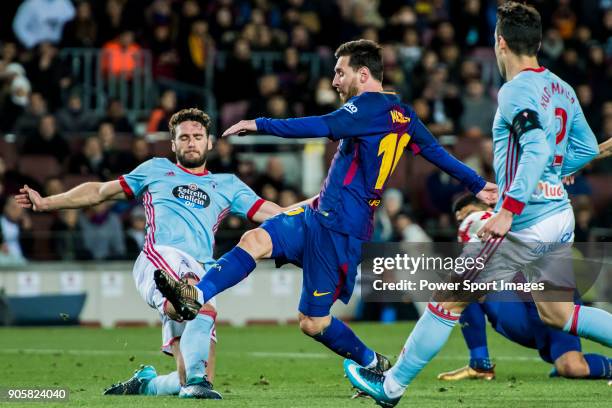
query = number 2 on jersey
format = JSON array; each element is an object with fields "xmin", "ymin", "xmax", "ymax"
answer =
[
  {"xmin": 553, "ymin": 107, "xmax": 567, "ymax": 166},
  {"xmin": 375, "ymin": 132, "xmax": 411, "ymax": 189}
]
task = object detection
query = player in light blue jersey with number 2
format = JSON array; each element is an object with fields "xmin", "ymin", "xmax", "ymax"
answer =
[
  {"xmin": 15, "ymin": 109, "xmax": 287, "ymax": 400},
  {"xmin": 345, "ymin": 3, "xmax": 611, "ymax": 406}
]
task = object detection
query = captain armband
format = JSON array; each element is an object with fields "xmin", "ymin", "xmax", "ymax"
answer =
[{"xmin": 511, "ymin": 109, "xmax": 542, "ymax": 136}]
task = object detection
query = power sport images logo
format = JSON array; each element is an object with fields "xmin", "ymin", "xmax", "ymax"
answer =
[{"xmin": 172, "ymin": 184, "xmax": 211, "ymax": 209}]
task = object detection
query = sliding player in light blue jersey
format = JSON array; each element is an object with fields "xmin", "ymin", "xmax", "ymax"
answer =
[
  {"xmin": 15, "ymin": 109, "xmax": 286, "ymax": 400},
  {"xmin": 345, "ymin": 3, "xmax": 610, "ymax": 406}
]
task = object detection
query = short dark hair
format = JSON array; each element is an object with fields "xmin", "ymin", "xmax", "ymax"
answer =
[
  {"xmin": 496, "ymin": 1, "xmax": 541, "ymax": 56},
  {"xmin": 334, "ymin": 39, "xmax": 383, "ymax": 82},
  {"xmin": 168, "ymin": 108, "xmax": 212, "ymax": 138},
  {"xmin": 452, "ymin": 193, "xmax": 488, "ymax": 215}
]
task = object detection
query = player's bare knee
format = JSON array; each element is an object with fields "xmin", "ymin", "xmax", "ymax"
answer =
[
  {"xmin": 555, "ymin": 353, "xmax": 589, "ymax": 378},
  {"xmin": 299, "ymin": 315, "xmax": 331, "ymax": 336},
  {"xmin": 238, "ymin": 228, "xmax": 273, "ymax": 259}
]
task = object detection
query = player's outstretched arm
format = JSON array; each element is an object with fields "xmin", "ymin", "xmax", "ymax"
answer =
[
  {"xmin": 15, "ymin": 181, "xmax": 126, "ymax": 212},
  {"xmin": 249, "ymin": 195, "xmax": 320, "ymax": 224},
  {"xmin": 595, "ymin": 137, "xmax": 612, "ymax": 161},
  {"xmin": 222, "ymin": 117, "xmax": 332, "ymax": 139},
  {"xmin": 561, "ymin": 105, "xmax": 599, "ymax": 177}
]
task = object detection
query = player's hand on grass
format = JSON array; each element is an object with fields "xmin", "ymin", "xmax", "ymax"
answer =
[
  {"xmin": 222, "ymin": 120, "xmax": 257, "ymax": 137},
  {"xmin": 475, "ymin": 182, "xmax": 498, "ymax": 206},
  {"xmin": 477, "ymin": 208, "xmax": 513, "ymax": 241},
  {"xmin": 15, "ymin": 185, "xmax": 48, "ymax": 212},
  {"xmin": 562, "ymin": 175, "xmax": 575, "ymax": 185}
]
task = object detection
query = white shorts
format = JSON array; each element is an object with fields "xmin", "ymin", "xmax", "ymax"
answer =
[
  {"xmin": 132, "ymin": 245, "xmax": 217, "ymax": 355},
  {"xmin": 460, "ymin": 207, "xmax": 575, "ymax": 288}
]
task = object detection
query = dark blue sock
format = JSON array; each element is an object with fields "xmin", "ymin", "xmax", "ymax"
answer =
[
  {"xmin": 312, "ymin": 317, "xmax": 375, "ymax": 367},
  {"xmin": 583, "ymin": 354, "xmax": 612, "ymax": 379},
  {"xmin": 196, "ymin": 246, "xmax": 256, "ymax": 303},
  {"xmin": 460, "ymin": 303, "xmax": 490, "ymax": 362}
]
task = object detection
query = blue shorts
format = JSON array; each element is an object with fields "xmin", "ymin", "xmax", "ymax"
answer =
[
  {"xmin": 483, "ymin": 294, "xmax": 581, "ymax": 364},
  {"xmin": 261, "ymin": 206, "xmax": 363, "ymax": 317}
]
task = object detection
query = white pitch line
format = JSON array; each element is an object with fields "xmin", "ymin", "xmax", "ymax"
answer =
[{"xmin": 0, "ymin": 348, "xmax": 543, "ymax": 361}]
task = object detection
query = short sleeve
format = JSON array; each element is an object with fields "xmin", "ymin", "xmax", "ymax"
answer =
[
  {"xmin": 230, "ymin": 175, "xmax": 265, "ymax": 220},
  {"xmin": 118, "ymin": 159, "xmax": 156, "ymax": 199}
]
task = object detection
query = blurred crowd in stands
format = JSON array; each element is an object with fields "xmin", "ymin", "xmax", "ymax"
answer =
[{"xmin": 0, "ymin": 0, "xmax": 610, "ymax": 262}]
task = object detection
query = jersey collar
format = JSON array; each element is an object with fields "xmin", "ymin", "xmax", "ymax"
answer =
[
  {"xmin": 520, "ymin": 66, "xmax": 546, "ymax": 73},
  {"xmin": 176, "ymin": 163, "xmax": 209, "ymax": 176}
]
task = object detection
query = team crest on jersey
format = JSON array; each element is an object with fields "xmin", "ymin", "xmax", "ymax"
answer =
[{"xmin": 172, "ymin": 184, "xmax": 211, "ymax": 209}]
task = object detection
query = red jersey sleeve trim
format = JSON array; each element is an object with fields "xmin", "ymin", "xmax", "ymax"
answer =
[
  {"xmin": 118, "ymin": 175, "xmax": 135, "ymax": 199},
  {"xmin": 501, "ymin": 196, "xmax": 525, "ymax": 215},
  {"xmin": 247, "ymin": 198, "xmax": 266, "ymax": 221}
]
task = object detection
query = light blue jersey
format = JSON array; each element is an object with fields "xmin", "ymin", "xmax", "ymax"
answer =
[
  {"xmin": 492, "ymin": 67, "xmax": 599, "ymax": 231},
  {"xmin": 119, "ymin": 158, "xmax": 264, "ymax": 269}
]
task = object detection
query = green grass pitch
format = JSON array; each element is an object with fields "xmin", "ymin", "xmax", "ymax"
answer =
[{"xmin": 0, "ymin": 323, "xmax": 609, "ymax": 407}]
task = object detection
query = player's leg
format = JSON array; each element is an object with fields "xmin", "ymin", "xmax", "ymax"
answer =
[
  {"xmin": 140, "ymin": 341, "xmax": 183, "ymax": 396},
  {"xmin": 438, "ymin": 302, "xmax": 494, "ymax": 380},
  {"xmin": 206, "ymin": 340, "xmax": 216, "ymax": 383},
  {"xmin": 542, "ymin": 322, "xmax": 612, "ymax": 379},
  {"xmin": 534, "ymin": 294, "xmax": 612, "ymax": 347},
  {"xmin": 298, "ymin": 217, "xmax": 390, "ymax": 371}
]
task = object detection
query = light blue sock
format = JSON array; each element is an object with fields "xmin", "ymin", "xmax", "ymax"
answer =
[
  {"xmin": 387, "ymin": 303, "xmax": 459, "ymax": 389},
  {"xmin": 562, "ymin": 305, "xmax": 612, "ymax": 347},
  {"xmin": 143, "ymin": 371, "xmax": 180, "ymax": 395},
  {"xmin": 181, "ymin": 313, "xmax": 215, "ymax": 385}
]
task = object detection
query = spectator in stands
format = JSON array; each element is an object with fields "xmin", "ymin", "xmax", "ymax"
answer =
[
  {"xmin": 26, "ymin": 42, "xmax": 71, "ymax": 111},
  {"xmin": 373, "ymin": 188, "xmax": 405, "ymax": 243},
  {"xmin": 0, "ymin": 157, "xmax": 40, "ymax": 198},
  {"xmin": 306, "ymin": 77, "xmax": 338, "ymax": 116},
  {"xmin": 207, "ymin": 138, "xmax": 238, "ymax": 174},
  {"xmin": 43, "ymin": 176, "xmax": 65, "ymax": 197},
  {"xmin": 265, "ymin": 94, "xmax": 292, "ymax": 119},
  {"xmin": 51, "ymin": 209, "xmax": 91, "ymax": 261},
  {"xmin": 215, "ymin": 38, "xmax": 258, "ymax": 106},
  {"xmin": 146, "ymin": 89, "xmax": 176, "ymax": 132},
  {"xmin": 0, "ymin": 196, "xmax": 32, "ymax": 261},
  {"xmin": 247, "ymin": 74, "xmax": 281, "ymax": 117},
  {"xmin": 149, "ymin": 23, "xmax": 179, "ymax": 79},
  {"xmin": 68, "ymin": 136, "xmax": 112, "ymax": 180},
  {"xmin": 61, "ymin": 0, "xmax": 98, "ymax": 48},
  {"xmin": 117, "ymin": 138, "xmax": 151, "ymax": 173},
  {"xmin": 21, "ymin": 114, "xmax": 70, "ymax": 164},
  {"xmin": 0, "ymin": 75, "xmax": 31, "ymax": 133},
  {"xmin": 56, "ymin": 92, "xmax": 98, "ymax": 133},
  {"xmin": 179, "ymin": 19, "xmax": 213, "ymax": 85},
  {"xmin": 12, "ymin": 0, "xmax": 75, "ymax": 49},
  {"xmin": 393, "ymin": 211, "xmax": 432, "ymax": 243},
  {"xmin": 97, "ymin": 121, "xmax": 122, "ymax": 173},
  {"xmin": 255, "ymin": 156, "xmax": 288, "ymax": 194},
  {"xmin": 79, "ymin": 201, "xmax": 126, "ymax": 260},
  {"xmin": 125, "ymin": 206, "xmax": 146, "ymax": 258},
  {"xmin": 208, "ymin": 5, "xmax": 239, "ymax": 50},
  {"xmin": 101, "ymin": 29, "xmax": 142, "ymax": 81},
  {"xmin": 12, "ymin": 92, "xmax": 48, "ymax": 138},
  {"xmin": 100, "ymin": 99, "xmax": 133, "ymax": 133},
  {"xmin": 460, "ymin": 79, "xmax": 496, "ymax": 137},
  {"xmin": 97, "ymin": 0, "xmax": 127, "ymax": 46}
]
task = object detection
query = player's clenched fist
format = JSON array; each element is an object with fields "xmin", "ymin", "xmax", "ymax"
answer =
[
  {"xmin": 14, "ymin": 185, "xmax": 47, "ymax": 212},
  {"xmin": 222, "ymin": 119, "xmax": 258, "ymax": 138}
]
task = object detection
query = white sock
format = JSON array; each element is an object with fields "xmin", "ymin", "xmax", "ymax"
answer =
[
  {"xmin": 383, "ymin": 373, "xmax": 406, "ymax": 399},
  {"xmin": 195, "ymin": 287, "xmax": 204, "ymax": 305},
  {"xmin": 364, "ymin": 353, "xmax": 378, "ymax": 369}
]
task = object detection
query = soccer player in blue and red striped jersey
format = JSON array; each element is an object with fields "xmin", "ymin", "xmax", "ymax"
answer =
[
  {"xmin": 155, "ymin": 40, "xmax": 497, "ymax": 373},
  {"xmin": 345, "ymin": 3, "xmax": 610, "ymax": 406}
]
